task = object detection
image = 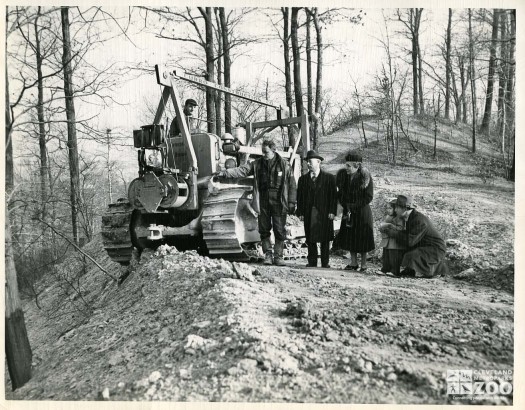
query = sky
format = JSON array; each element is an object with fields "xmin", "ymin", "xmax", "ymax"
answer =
[
  {"xmin": 92, "ymin": 7, "xmax": 454, "ymax": 134},
  {"xmin": 4, "ymin": 4, "xmax": 517, "ymax": 178}
]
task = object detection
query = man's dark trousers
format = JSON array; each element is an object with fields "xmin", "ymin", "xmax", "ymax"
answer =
[{"xmin": 307, "ymin": 241, "xmax": 330, "ymax": 267}]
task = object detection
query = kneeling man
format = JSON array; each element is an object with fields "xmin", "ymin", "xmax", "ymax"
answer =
[
  {"xmin": 386, "ymin": 194, "xmax": 448, "ymax": 278},
  {"xmin": 296, "ymin": 150, "xmax": 337, "ymax": 268}
]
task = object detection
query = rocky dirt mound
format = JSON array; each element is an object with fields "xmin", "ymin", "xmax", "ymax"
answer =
[{"xmin": 7, "ymin": 241, "xmax": 513, "ymax": 404}]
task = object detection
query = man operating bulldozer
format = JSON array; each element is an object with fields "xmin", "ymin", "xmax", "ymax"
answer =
[
  {"xmin": 169, "ymin": 98, "xmax": 198, "ymax": 136},
  {"xmin": 215, "ymin": 139, "xmax": 297, "ymax": 266}
]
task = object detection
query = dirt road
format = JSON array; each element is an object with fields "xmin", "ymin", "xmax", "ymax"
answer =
[{"xmin": 5, "ymin": 118, "xmax": 514, "ymax": 403}]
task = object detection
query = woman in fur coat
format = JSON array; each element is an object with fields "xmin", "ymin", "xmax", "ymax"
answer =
[{"xmin": 336, "ymin": 151, "xmax": 375, "ymax": 271}]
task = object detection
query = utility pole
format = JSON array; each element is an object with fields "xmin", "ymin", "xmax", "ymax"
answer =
[{"xmin": 106, "ymin": 128, "xmax": 113, "ymax": 204}]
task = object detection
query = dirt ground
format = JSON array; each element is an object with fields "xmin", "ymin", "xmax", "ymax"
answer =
[{"xmin": 5, "ymin": 118, "xmax": 515, "ymax": 404}]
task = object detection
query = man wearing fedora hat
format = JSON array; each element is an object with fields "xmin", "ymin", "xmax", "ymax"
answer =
[
  {"xmin": 385, "ymin": 194, "xmax": 448, "ymax": 278},
  {"xmin": 296, "ymin": 150, "xmax": 337, "ymax": 268}
]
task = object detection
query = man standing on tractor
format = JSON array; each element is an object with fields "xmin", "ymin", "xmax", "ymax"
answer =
[
  {"xmin": 170, "ymin": 98, "xmax": 198, "ymax": 136},
  {"xmin": 215, "ymin": 139, "xmax": 297, "ymax": 266}
]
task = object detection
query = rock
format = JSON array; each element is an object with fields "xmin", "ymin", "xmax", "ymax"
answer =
[
  {"xmin": 184, "ymin": 334, "xmax": 217, "ymax": 352},
  {"xmin": 101, "ymin": 387, "xmax": 110, "ymax": 400},
  {"xmin": 148, "ymin": 371, "xmax": 162, "ymax": 384},
  {"xmin": 283, "ymin": 299, "xmax": 309, "ymax": 318},
  {"xmin": 232, "ymin": 262, "xmax": 255, "ymax": 281},
  {"xmin": 364, "ymin": 361, "xmax": 373, "ymax": 373},
  {"xmin": 326, "ymin": 331, "xmax": 339, "ymax": 341},
  {"xmin": 145, "ymin": 385, "xmax": 157, "ymax": 398},
  {"xmin": 386, "ymin": 373, "xmax": 398, "ymax": 382},
  {"xmin": 441, "ymin": 345, "xmax": 458, "ymax": 356},
  {"xmin": 160, "ymin": 347, "xmax": 175, "ymax": 356},
  {"xmin": 355, "ymin": 358, "xmax": 366, "ymax": 372},
  {"xmin": 192, "ymin": 320, "xmax": 211, "ymax": 329},
  {"xmin": 135, "ymin": 378, "xmax": 149, "ymax": 389},
  {"xmin": 179, "ymin": 368, "xmax": 191, "ymax": 380},
  {"xmin": 348, "ymin": 326, "xmax": 360, "ymax": 338},
  {"xmin": 218, "ymin": 260, "xmax": 236, "ymax": 278},
  {"xmin": 227, "ymin": 367, "xmax": 240, "ymax": 376},
  {"xmin": 238, "ymin": 358, "xmax": 258, "ymax": 372},
  {"xmin": 261, "ymin": 360, "xmax": 272, "ymax": 371}
]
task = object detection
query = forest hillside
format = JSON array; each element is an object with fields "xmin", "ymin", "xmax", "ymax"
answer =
[{"xmin": 5, "ymin": 115, "xmax": 514, "ymax": 404}]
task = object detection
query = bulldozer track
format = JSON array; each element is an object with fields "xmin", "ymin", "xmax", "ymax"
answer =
[
  {"xmin": 201, "ymin": 183, "xmax": 308, "ymax": 262},
  {"xmin": 101, "ymin": 199, "xmax": 134, "ymax": 265},
  {"xmin": 102, "ymin": 186, "xmax": 310, "ymax": 265},
  {"xmin": 201, "ymin": 186, "xmax": 253, "ymax": 260}
]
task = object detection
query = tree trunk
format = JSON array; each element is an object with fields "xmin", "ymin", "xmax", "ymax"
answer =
[
  {"xmin": 306, "ymin": 9, "xmax": 313, "ymax": 115},
  {"xmin": 34, "ymin": 7, "xmax": 48, "ymax": 216},
  {"xmin": 201, "ymin": 7, "xmax": 216, "ymax": 134},
  {"xmin": 219, "ymin": 8, "xmax": 231, "ymax": 133},
  {"xmin": 291, "ymin": 7, "xmax": 303, "ymax": 116},
  {"xmin": 414, "ymin": 9, "xmax": 424, "ymax": 114},
  {"xmin": 480, "ymin": 9, "xmax": 500, "ymax": 134},
  {"xmin": 504, "ymin": 9, "xmax": 515, "ymax": 134},
  {"xmin": 61, "ymin": 6, "xmax": 81, "ymax": 245},
  {"xmin": 497, "ymin": 11, "xmax": 508, "ymax": 142},
  {"xmin": 451, "ymin": 68, "xmax": 461, "ymax": 123},
  {"xmin": 354, "ymin": 84, "xmax": 367, "ymax": 147},
  {"xmin": 214, "ymin": 8, "xmax": 222, "ymax": 135},
  {"xmin": 444, "ymin": 8, "xmax": 452, "ymax": 120},
  {"xmin": 410, "ymin": 9, "xmax": 418, "ymax": 115},
  {"xmin": 5, "ymin": 216, "xmax": 33, "ymax": 390},
  {"xmin": 459, "ymin": 55, "xmax": 468, "ymax": 123},
  {"xmin": 468, "ymin": 9, "xmax": 476, "ymax": 153},
  {"xmin": 5, "ymin": 9, "xmax": 33, "ymax": 385},
  {"xmin": 504, "ymin": 9, "xmax": 515, "ymax": 178},
  {"xmin": 312, "ymin": 8, "xmax": 323, "ymax": 114},
  {"xmin": 281, "ymin": 8, "xmax": 293, "ymax": 117},
  {"xmin": 416, "ymin": 51, "xmax": 424, "ymax": 113},
  {"xmin": 311, "ymin": 8, "xmax": 323, "ymax": 150},
  {"xmin": 265, "ymin": 78, "xmax": 269, "ymax": 121}
]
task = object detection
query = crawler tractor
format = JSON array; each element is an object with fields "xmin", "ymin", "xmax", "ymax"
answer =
[{"xmin": 101, "ymin": 65, "xmax": 311, "ymax": 265}]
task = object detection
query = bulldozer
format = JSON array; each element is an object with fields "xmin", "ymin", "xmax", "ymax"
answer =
[{"xmin": 101, "ymin": 65, "xmax": 312, "ymax": 265}]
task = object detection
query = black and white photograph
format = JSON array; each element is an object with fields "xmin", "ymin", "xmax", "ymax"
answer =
[{"xmin": 3, "ymin": 1, "xmax": 521, "ymax": 407}]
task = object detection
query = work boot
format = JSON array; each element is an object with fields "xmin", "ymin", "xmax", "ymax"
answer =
[
  {"xmin": 273, "ymin": 240, "xmax": 286, "ymax": 266},
  {"xmin": 261, "ymin": 237, "xmax": 272, "ymax": 254},
  {"xmin": 263, "ymin": 252, "xmax": 273, "ymax": 265}
]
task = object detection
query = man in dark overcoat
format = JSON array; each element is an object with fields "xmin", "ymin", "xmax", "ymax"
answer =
[
  {"xmin": 385, "ymin": 194, "xmax": 449, "ymax": 278},
  {"xmin": 296, "ymin": 150, "xmax": 337, "ymax": 268}
]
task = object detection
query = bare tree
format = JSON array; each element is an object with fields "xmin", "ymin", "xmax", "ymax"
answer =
[
  {"xmin": 5, "ymin": 7, "xmax": 33, "ymax": 390},
  {"xmin": 306, "ymin": 10, "xmax": 313, "ymax": 116},
  {"xmin": 396, "ymin": 8, "xmax": 424, "ymax": 115},
  {"xmin": 199, "ymin": 7, "xmax": 217, "ymax": 133},
  {"xmin": 61, "ymin": 6, "xmax": 84, "ymax": 245},
  {"xmin": 218, "ymin": 8, "xmax": 231, "ymax": 132},
  {"xmin": 444, "ymin": 8, "xmax": 452, "ymax": 120},
  {"xmin": 351, "ymin": 79, "xmax": 368, "ymax": 147},
  {"xmin": 468, "ymin": 8, "xmax": 477, "ymax": 153},
  {"xmin": 291, "ymin": 7, "xmax": 304, "ymax": 116},
  {"xmin": 480, "ymin": 9, "xmax": 500, "ymax": 134}
]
